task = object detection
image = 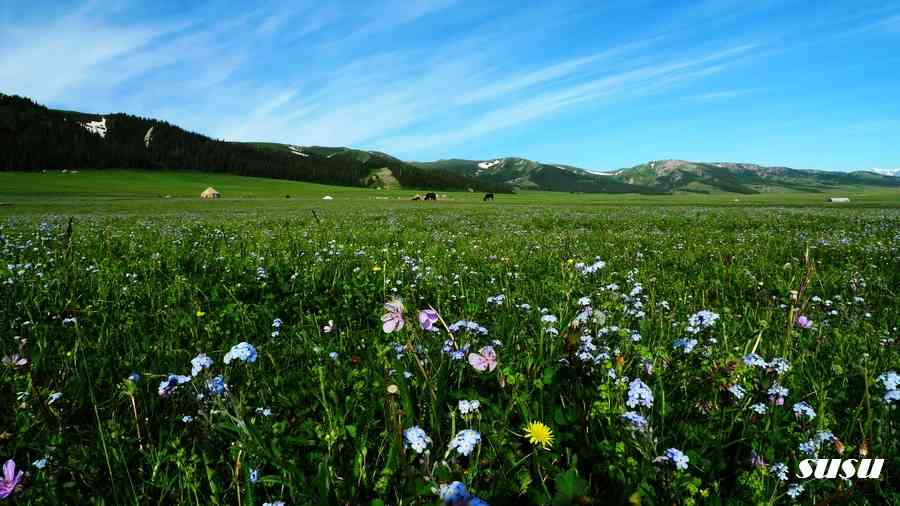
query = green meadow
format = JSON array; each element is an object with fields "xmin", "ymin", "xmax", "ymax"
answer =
[
  {"xmin": 2, "ymin": 170, "xmax": 899, "ymax": 216},
  {"xmin": 1, "ymin": 170, "xmax": 899, "ymax": 505}
]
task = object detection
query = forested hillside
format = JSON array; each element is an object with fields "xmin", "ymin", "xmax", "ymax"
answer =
[{"xmin": 0, "ymin": 94, "xmax": 508, "ymax": 192}]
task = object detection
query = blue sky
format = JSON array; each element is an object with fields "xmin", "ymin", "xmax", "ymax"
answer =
[{"xmin": 1, "ymin": 0, "xmax": 898, "ymax": 172}]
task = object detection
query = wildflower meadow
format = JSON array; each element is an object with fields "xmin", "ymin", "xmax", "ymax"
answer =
[{"xmin": 1, "ymin": 204, "xmax": 898, "ymax": 504}]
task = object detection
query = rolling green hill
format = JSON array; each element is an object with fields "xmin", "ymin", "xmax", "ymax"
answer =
[
  {"xmin": 243, "ymin": 143, "xmax": 510, "ymax": 193},
  {"xmin": 0, "ymin": 94, "xmax": 507, "ymax": 193},
  {"xmin": 614, "ymin": 159, "xmax": 900, "ymax": 194},
  {"xmin": 412, "ymin": 158, "xmax": 660, "ymax": 194}
]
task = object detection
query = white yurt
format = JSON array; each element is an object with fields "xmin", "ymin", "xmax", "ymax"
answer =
[{"xmin": 201, "ymin": 187, "xmax": 221, "ymax": 199}]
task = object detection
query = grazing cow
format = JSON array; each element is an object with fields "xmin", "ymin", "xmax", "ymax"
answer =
[
  {"xmin": 424, "ymin": 192, "xmax": 437, "ymax": 201},
  {"xmin": 483, "ymin": 193, "xmax": 495, "ymax": 201},
  {"xmin": 411, "ymin": 196, "xmax": 421, "ymax": 201}
]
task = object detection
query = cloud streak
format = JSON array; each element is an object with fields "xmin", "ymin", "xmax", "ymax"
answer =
[
  {"xmin": 374, "ymin": 45, "xmax": 757, "ymax": 152},
  {"xmin": 1, "ymin": 0, "xmax": 897, "ymax": 170}
]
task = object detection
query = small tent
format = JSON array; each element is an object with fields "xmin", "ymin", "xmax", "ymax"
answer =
[
  {"xmin": 322, "ymin": 195, "xmax": 334, "ymax": 200},
  {"xmin": 827, "ymin": 197, "xmax": 850, "ymax": 203},
  {"xmin": 201, "ymin": 187, "xmax": 221, "ymax": 199}
]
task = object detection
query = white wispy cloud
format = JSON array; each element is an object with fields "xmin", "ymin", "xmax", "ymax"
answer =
[
  {"xmin": 373, "ymin": 44, "xmax": 757, "ymax": 153},
  {"xmin": 2, "ymin": 0, "xmax": 895, "ymax": 169},
  {"xmin": 686, "ymin": 88, "xmax": 759, "ymax": 102},
  {"xmin": 0, "ymin": 6, "xmax": 175, "ymax": 102}
]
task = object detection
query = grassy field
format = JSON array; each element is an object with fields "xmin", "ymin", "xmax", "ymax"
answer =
[
  {"xmin": 1, "ymin": 170, "xmax": 899, "ymax": 216},
  {"xmin": 1, "ymin": 170, "xmax": 899, "ymax": 504}
]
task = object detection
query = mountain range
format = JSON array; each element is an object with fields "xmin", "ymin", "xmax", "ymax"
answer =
[
  {"xmin": 413, "ymin": 157, "xmax": 900, "ymax": 194},
  {"xmin": 2, "ymin": 93, "xmax": 898, "ymax": 195}
]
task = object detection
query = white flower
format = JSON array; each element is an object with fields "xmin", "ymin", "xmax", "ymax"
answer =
[
  {"xmin": 792, "ymin": 401, "xmax": 816, "ymax": 420},
  {"xmin": 771, "ymin": 462, "xmax": 789, "ymax": 481},
  {"xmin": 728, "ymin": 384, "xmax": 746, "ymax": 400},
  {"xmin": 448, "ymin": 429, "xmax": 481, "ymax": 456},
  {"xmin": 786, "ymin": 483, "xmax": 804, "ymax": 499},
  {"xmin": 458, "ymin": 399, "xmax": 480, "ymax": 415},
  {"xmin": 403, "ymin": 426, "xmax": 432, "ymax": 454}
]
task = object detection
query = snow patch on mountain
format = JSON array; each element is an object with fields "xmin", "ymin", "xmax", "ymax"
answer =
[
  {"xmin": 478, "ymin": 159, "xmax": 501, "ymax": 169},
  {"xmin": 82, "ymin": 117, "xmax": 107, "ymax": 138},
  {"xmin": 289, "ymin": 145, "xmax": 309, "ymax": 157},
  {"xmin": 871, "ymin": 168, "xmax": 900, "ymax": 177}
]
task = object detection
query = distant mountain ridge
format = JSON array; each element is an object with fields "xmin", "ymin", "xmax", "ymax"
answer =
[
  {"xmin": 610, "ymin": 159, "xmax": 900, "ymax": 194},
  {"xmin": 870, "ymin": 168, "xmax": 900, "ymax": 177},
  {"xmin": 411, "ymin": 158, "xmax": 662, "ymax": 194},
  {"xmin": 2, "ymin": 92, "xmax": 898, "ymax": 195},
  {"xmin": 414, "ymin": 157, "xmax": 899, "ymax": 194}
]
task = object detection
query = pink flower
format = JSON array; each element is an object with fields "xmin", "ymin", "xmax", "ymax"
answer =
[
  {"xmin": 381, "ymin": 298, "xmax": 405, "ymax": 333},
  {"xmin": 795, "ymin": 315, "xmax": 813, "ymax": 329},
  {"xmin": 468, "ymin": 346, "xmax": 498, "ymax": 372},
  {"xmin": 418, "ymin": 309, "xmax": 439, "ymax": 332},
  {"xmin": 2, "ymin": 354, "xmax": 27, "ymax": 369},
  {"xmin": 0, "ymin": 459, "xmax": 23, "ymax": 499}
]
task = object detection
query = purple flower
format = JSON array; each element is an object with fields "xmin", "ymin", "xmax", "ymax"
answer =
[
  {"xmin": 382, "ymin": 298, "xmax": 405, "ymax": 333},
  {"xmin": 0, "ymin": 459, "xmax": 23, "ymax": 500},
  {"xmin": 2, "ymin": 354, "xmax": 27, "ymax": 369},
  {"xmin": 448, "ymin": 320, "xmax": 488, "ymax": 335},
  {"xmin": 795, "ymin": 315, "xmax": 813, "ymax": 329},
  {"xmin": 751, "ymin": 451, "xmax": 767, "ymax": 469},
  {"xmin": 207, "ymin": 375, "xmax": 227, "ymax": 396},
  {"xmin": 768, "ymin": 383, "xmax": 789, "ymax": 405},
  {"xmin": 224, "ymin": 342, "xmax": 257, "ymax": 364},
  {"xmin": 158, "ymin": 374, "xmax": 192, "ymax": 398},
  {"xmin": 626, "ymin": 379, "xmax": 654, "ymax": 408},
  {"xmin": 418, "ymin": 309, "xmax": 439, "ymax": 332},
  {"xmin": 190, "ymin": 353, "xmax": 213, "ymax": 376},
  {"xmin": 672, "ymin": 338, "xmax": 697, "ymax": 354},
  {"xmin": 656, "ymin": 448, "xmax": 689, "ymax": 470},
  {"xmin": 686, "ymin": 310, "xmax": 719, "ymax": 334},
  {"xmin": 440, "ymin": 481, "xmax": 469, "ymax": 504},
  {"xmin": 621, "ymin": 411, "xmax": 648, "ymax": 432}
]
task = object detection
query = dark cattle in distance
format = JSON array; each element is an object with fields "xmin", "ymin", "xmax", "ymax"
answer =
[
  {"xmin": 424, "ymin": 192, "xmax": 437, "ymax": 201},
  {"xmin": 483, "ymin": 193, "xmax": 495, "ymax": 201},
  {"xmin": 411, "ymin": 196, "xmax": 421, "ymax": 201}
]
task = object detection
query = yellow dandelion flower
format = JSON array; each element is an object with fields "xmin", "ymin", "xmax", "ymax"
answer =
[
  {"xmin": 372, "ymin": 265, "xmax": 382, "ymax": 272},
  {"xmin": 523, "ymin": 421, "xmax": 554, "ymax": 448},
  {"xmin": 196, "ymin": 310, "xmax": 206, "ymax": 318}
]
